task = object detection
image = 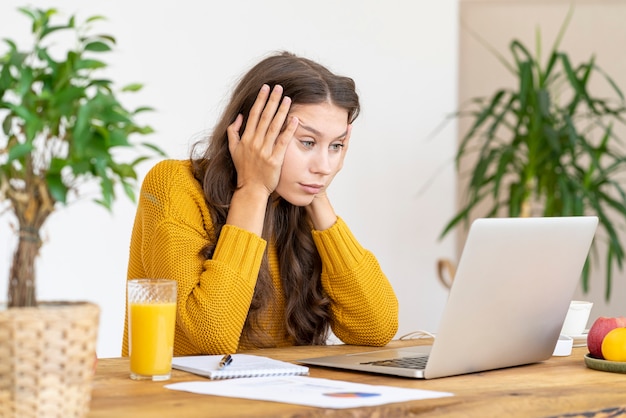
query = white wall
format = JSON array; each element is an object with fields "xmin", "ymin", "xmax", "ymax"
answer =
[{"xmin": 0, "ymin": 0, "xmax": 458, "ymax": 357}]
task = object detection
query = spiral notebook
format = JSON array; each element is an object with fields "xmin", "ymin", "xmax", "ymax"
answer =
[{"xmin": 171, "ymin": 354, "xmax": 309, "ymax": 380}]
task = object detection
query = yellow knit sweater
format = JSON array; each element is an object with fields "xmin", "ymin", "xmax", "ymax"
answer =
[{"xmin": 122, "ymin": 159, "xmax": 398, "ymax": 356}]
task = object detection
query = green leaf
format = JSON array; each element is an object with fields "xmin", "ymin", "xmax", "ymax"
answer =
[
  {"xmin": 98, "ymin": 174, "xmax": 115, "ymax": 210},
  {"xmin": 122, "ymin": 83, "xmax": 144, "ymax": 92},
  {"xmin": 17, "ymin": 7, "xmax": 38, "ymax": 24},
  {"xmin": 133, "ymin": 106, "xmax": 155, "ymax": 114},
  {"xmin": 51, "ymin": 86, "xmax": 85, "ymax": 109},
  {"xmin": 109, "ymin": 130, "xmax": 130, "ymax": 147},
  {"xmin": 7, "ymin": 142, "xmax": 34, "ymax": 162},
  {"xmin": 88, "ymin": 79, "xmax": 113, "ymax": 88},
  {"xmin": 45, "ymin": 172, "xmax": 67, "ymax": 204},
  {"xmin": 85, "ymin": 15, "xmax": 107, "ymax": 24},
  {"xmin": 40, "ymin": 24, "xmax": 71, "ymax": 39},
  {"xmin": 74, "ymin": 59, "xmax": 107, "ymax": 70},
  {"xmin": 2, "ymin": 114, "xmax": 12, "ymax": 135},
  {"xmin": 69, "ymin": 160, "xmax": 92, "ymax": 175},
  {"xmin": 137, "ymin": 125, "xmax": 155, "ymax": 135},
  {"xmin": 118, "ymin": 163, "xmax": 137, "ymax": 178},
  {"xmin": 121, "ymin": 179, "xmax": 137, "ymax": 202},
  {"xmin": 48, "ymin": 157, "xmax": 68, "ymax": 175},
  {"xmin": 72, "ymin": 102, "xmax": 92, "ymax": 156},
  {"xmin": 85, "ymin": 40, "xmax": 112, "ymax": 52}
]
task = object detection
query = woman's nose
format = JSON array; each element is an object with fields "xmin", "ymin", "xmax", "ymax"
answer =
[{"xmin": 311, "ymin": 150, "xmax": 332, "ymax": 174}]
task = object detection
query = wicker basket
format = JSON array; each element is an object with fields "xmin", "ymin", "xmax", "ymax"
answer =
[{"xmin": 0, "ymin": 302, "xmax": 100, "ymax": 418}]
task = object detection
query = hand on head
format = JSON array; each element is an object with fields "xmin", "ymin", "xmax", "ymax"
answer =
[{"xmin": 227, "ymin": 84, "xmax": 298, "ymax": 197}]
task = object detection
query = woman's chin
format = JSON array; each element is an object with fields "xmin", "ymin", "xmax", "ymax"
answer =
[{"xmin": 278, "ymin": 193, "xmax": 316, "ymax": 207}]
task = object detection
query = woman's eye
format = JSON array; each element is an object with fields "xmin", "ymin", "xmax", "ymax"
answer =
[
  {"xmin": 329, "ymin": 143, "xmax": 345, "ymax": 152},
  {"xmin": 300, "ymin": 140, "xmax": 315, "ymax": 149}
]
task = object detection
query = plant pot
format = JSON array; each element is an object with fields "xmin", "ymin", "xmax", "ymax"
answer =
[{"xmin": 0, "ymin": 301, "xmax": 100, "ymax": 418}]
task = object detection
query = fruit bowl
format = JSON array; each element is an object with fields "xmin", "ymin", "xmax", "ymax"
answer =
[{"xmin": 584, "ymin": 353, "xmax": 626, "ymax": 374}]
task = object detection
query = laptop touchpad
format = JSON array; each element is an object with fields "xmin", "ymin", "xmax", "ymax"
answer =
[{"xmin": 347, "ymin": 346, "xmax": 432, "ymax": 360}]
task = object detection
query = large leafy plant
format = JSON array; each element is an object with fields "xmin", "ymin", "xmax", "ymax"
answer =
[
  {"xmin": 0, "ymin": 7, "xmax": 165, "ymax": 307},
  {"xmin": 441, "ymin": 11, "xmax": 626, "ymax": 299}
]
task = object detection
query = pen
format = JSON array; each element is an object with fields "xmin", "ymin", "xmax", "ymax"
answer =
[{"xmin": 219, "ymin": 354, "xmax": 233, "ymax": 369}]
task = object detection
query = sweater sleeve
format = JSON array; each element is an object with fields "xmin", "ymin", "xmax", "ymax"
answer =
[
  {"xmin": 122, "ymin": 160, "xmax": 266, "ymax": 356},
  {"xmin": 311, "ymin": 217, "xmax": 399, "ymax": 346}
]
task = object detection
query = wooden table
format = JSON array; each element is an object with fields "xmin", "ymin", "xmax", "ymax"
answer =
[{"xmin": 88, "ymin": 340, "xmax": 626, "ymax": 417}]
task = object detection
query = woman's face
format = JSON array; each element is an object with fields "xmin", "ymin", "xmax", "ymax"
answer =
[{"xmin": 274, "ymin": 102, "xmax": 349, "ymax": 206}]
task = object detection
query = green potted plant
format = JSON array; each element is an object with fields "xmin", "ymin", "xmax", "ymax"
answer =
[
  {"xmin": 440, "ymin": 9, "xmax": 626, "ymax": 300},
  {"xmin": 0, "ymin": 7, "xmax": 164, "ymax": 417}
]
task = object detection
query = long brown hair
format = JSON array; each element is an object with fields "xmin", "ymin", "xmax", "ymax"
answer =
[{"xmin": 191, "ymin": 51, "xmax": 360, "ymax": 348}]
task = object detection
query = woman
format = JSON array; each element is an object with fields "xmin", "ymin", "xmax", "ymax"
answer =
[{"xmin": 122, "ymin": 51, "xmax": 398, "ymax": 356}]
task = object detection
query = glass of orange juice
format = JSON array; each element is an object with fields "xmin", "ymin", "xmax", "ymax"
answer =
[{"xmin": 127, "ymin": 278, "xmax": 177, "ymax": 381}]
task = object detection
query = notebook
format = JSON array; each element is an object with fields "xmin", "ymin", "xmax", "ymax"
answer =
[
  {"xmin": 172, "ymin": 354, "xmax": 309, "ymax": 380},
  {"xmin": 298, "ymin": 216, "xmax": 598, "ymax": 379}
]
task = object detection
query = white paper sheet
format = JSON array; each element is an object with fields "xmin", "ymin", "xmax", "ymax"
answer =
[{"xmin": 165, "ymin": 375, "xmax": 453, "ymax": 409}]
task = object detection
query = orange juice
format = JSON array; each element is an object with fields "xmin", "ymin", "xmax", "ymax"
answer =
[{"xmin": 129, "ymin": 302, "xmax": 176, "ymax": 378}]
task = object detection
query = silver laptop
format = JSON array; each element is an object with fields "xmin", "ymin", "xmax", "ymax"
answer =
[{"xmin": 299, "ymin": 216, "xmax": 598, "ymax": 379}]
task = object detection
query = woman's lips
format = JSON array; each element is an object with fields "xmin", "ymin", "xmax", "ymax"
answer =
[{"xmin": 300, "ymin": 183, "xmax": 323, "ymax": 194}]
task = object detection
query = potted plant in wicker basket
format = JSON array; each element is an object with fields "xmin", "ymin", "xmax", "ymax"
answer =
[
  {"xmin": 439, "ymin": 10, "xmax": 626, "ymax": 300},
  {"xmin": 0, "ymin": 7, "xmax": 164, "ymax": 417}
]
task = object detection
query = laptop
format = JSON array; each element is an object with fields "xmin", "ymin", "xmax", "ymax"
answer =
[{"xmin": 298, "ymin": 216, "xmax": 598, "ymax": 379}]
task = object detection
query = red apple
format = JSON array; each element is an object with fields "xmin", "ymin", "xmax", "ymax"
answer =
[{"xmin": 587, "ymin": 316, "xmax": 626, "ymax": 359}]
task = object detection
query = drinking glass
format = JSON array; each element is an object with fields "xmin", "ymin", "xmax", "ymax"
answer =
[{"xmin": 127, "ymin": 278, "xmax": 177, "ymax": 381}]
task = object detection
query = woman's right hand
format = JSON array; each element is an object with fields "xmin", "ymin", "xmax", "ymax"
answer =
[{"xmin": 227, "ymin": 84, "xmax": 299, "ymax": 197}]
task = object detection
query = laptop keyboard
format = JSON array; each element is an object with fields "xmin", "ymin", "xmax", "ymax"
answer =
[{"xmin": 362, "ymin": 355, "xmax": 429, "ymax": 370}]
